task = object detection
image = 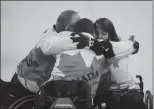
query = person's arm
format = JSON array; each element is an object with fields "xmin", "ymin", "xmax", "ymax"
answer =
[
  {"xmin": 94, "ymin": 40, "xmax": 132, "ymax": 83},
  {"xmin": 94, "ymin": 40, "xmax": 124, "ymax": 83},
  {"xmin": 89, "ymin": 35, "xmax": 139, "ymax": 60},
  {"xmin": 112, "ymin": 35, "xmax": 139, "ymax": 59},
  {"xmin": 36, "ymin": 32, "xmax": 91, "ymax": 55},
  {"xmin": 111, "ymin": 40, "xmax": 135, "ymax": 60}
]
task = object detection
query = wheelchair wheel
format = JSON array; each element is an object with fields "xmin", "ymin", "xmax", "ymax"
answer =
[
  {"xmin": 145, "ymin": 90, "xmax": 153, "ymax": 109},
  {"xmin": 9, "ymin": 95, "xmax": 54, "ymax": 109}
]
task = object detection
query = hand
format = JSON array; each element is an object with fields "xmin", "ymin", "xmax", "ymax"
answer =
[
  {"xmin": 90, "ymin": 40, "xmax": 115, "ymax": 58},
  {"xmin": 129, "ymin": 35, "xmax": 139, "ymax": 54},
  {"xmin": 89, "ymin": 39, "xmax": 105, "ymax": 55},
  {"xmin": 132, "ymin": 41, "xmax": 139, "ymax": 54},
  {"xmin": 70, "ymin": 32, "xmax": 91, "ymax": 49},
  {"xmin": 100, "ymin": 40, "xmax": 115, "ymax": 58}
]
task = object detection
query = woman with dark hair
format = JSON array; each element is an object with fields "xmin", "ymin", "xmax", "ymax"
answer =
[
  {"xmin": 94, "ymin": 18, "xmax": 120, "ymax": 42},
  {"xmin": 94, "ymin": 18, "xmax": 145, "ymax": 109}
]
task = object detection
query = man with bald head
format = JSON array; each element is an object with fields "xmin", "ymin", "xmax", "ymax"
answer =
[
  {"xmin": 55, "ymin": 10, "xmax": 80, "ymax": 32},
  {"xmin": 43, "ymin": 10, "xmax": 80, "ymax": 34},
  {"xmin": 11, "ymin": 10, "xmax": 80, "ymax": 92},
  {"xmin": 8, "ymin": 10, "xmax": 84, "ymax": 108},
  {"xmin": 4, "ymin": 10, "xmax": 88, "ymax": 108}
]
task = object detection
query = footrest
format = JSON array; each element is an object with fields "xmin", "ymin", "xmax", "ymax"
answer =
[{"xmin": 50, "ymin": 98, "xmax": 76, "ymax": 109}]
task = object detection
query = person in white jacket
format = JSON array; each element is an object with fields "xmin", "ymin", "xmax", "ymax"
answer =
[
  {"xmin": 11, "ymin": 10, "xmax": 81, "ymax": 93},
  {"xmin": 10, "ymin": 11, "xmax": 137, "ymax": 94},
  {"xmin": 93, "ymin": 18, "xmax": 145, "ymax": 109},
  {"xmin": 50, "ymin": 18, "xmax": 139, "ymax": 97},
  {"xmin": 10, "ymin": 12, "xmax": 139, "ymax": 108},
  {"xmin": 10, "ymin": 10, "xmax": 81, "ymax": 107}
]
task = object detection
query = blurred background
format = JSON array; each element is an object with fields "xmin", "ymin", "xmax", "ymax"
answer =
[{"xmin": 1, "ymin": 1, "xmax": 152, "ymax": 93}]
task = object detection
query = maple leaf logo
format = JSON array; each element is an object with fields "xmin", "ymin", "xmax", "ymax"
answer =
[
  {"xmin": 57, "ymin": 52, "xmax": 92, "ymax": 79},
  {"xmin": 57, "ymin": 52, "xmax": 108, "ymax": 82},
  {"xmin": 56, "ymin": 51, "xmax": 110, "ymax": 96}
]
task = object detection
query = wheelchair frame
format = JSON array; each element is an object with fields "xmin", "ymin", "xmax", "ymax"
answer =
[{"xmin": 0, "ymin": 77, "xmax": 153, "ymax": 109}]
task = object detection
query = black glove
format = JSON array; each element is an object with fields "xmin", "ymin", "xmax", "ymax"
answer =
[
  {"xmin": 90, "ymin": 40, "xmax": 115, "ymax": 59},
  {"xmin": 70, "ymin": 33, "xmax": 90, "ymax": 49},
  {"xmin": 132, "ymin": 41, "xmax": 139, "ymax": 54},
  {"xmin": 90, "ymin": 39, "xmax": 104, "ymax": 55},
  {"xmin": 101, "ymin": 40, "xmax": 115, "ymax": 58}
]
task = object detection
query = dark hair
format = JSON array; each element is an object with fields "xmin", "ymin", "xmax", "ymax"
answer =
[
  {"xmin": 94, "ymin": 18, "xmax": 120, "ymax": 42},
  {"xmin": 75, "ymin": 18, "xmax": 94, "ymax": 35}
]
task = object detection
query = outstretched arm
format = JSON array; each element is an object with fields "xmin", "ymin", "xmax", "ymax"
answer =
[
  {"xmin": 111, "ymin": 40, "xmax": 136, "ymax": 59},
  {"xmin": 37, "ymin": 31, "xmax": 138, "ymax": 59},
  {"xmin": 36, "ymin": 32, "xmax": 91, "ymax": 55},
  {"xmin": 16, "ymin": 32, "xmax": 92, "ymax": 93},
  {"xmin": 90, "ymin": 39, "xmax": 137, "ymax": 60},
  {"xmin": 92, "ymin": 40, "xmax": 125, "ymax": 83}
]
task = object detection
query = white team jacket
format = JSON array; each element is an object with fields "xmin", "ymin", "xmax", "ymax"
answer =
[{"xmin": 16, "ymin": 28, "xmax": 139, "ymax": 94}]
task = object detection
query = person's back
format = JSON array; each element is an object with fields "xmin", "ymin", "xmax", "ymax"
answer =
[
  {"xmin": 50, "ymin": 18, "xmax": 138, "ymax": 96},
  {"xmin": 12, "ymin": 10, "xmax": 81, "ymax": 93},
  {"xmin": 51, "ymin": 18, "xmax": 106, "ymax": 96},
  {"xmin": 51, "ymin": 43, "xmax": 107, "ymax": 96}
]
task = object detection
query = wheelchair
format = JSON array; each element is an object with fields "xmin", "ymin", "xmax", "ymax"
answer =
[
  {"xmin": 93, "ymin": 75, "xmax": 153, "ymax": 109},
  {"xmin": 136, "ymin": 75, "xmax": 153, "ymax": 109},
  {"xmin": 0, "ymin": 80, "xmax": 93, "ymax": 109},
  {"xmin": 0, "ymin": 76, "xmax": 153, "ymax": 109}
]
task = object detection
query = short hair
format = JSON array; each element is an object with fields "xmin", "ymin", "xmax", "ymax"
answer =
[
  {"xmin": 56, "ymin": 10, "xmax": 79, "ymax": 31},
  {"xmin": 75, "ymin": 18, "xmax": 94, "ymax": 35}
]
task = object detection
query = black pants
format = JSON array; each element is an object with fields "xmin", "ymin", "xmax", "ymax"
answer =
[
  {"xmin": 11, "ymin": 73, "xmax": 34, "ymax": 95},
  {"xmin": 94, "ymin": 72, "xmax": 146, "ymax": 109},
  {"xmin": 94, "ymin": 89, "xmax": 146, "ymax": 109},
  {"xmin": 120, "ymin": 90, "xmax": 146, "ymax": 109},
  {"xmin": 1, "ymin": 73, "xmax": 34, "ymax": 108}
]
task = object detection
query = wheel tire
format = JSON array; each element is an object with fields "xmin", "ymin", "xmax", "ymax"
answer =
[
  {"xmin": 9, "ymin": 95, "xmax": 54, "ymax": 109},
  {"xmin": 9, "ymin": 96, "xmax": 35, "ymax": 109},
  {"xmin": 145, "ymin": 90, "xmax": 153, "ymax": 109}
]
